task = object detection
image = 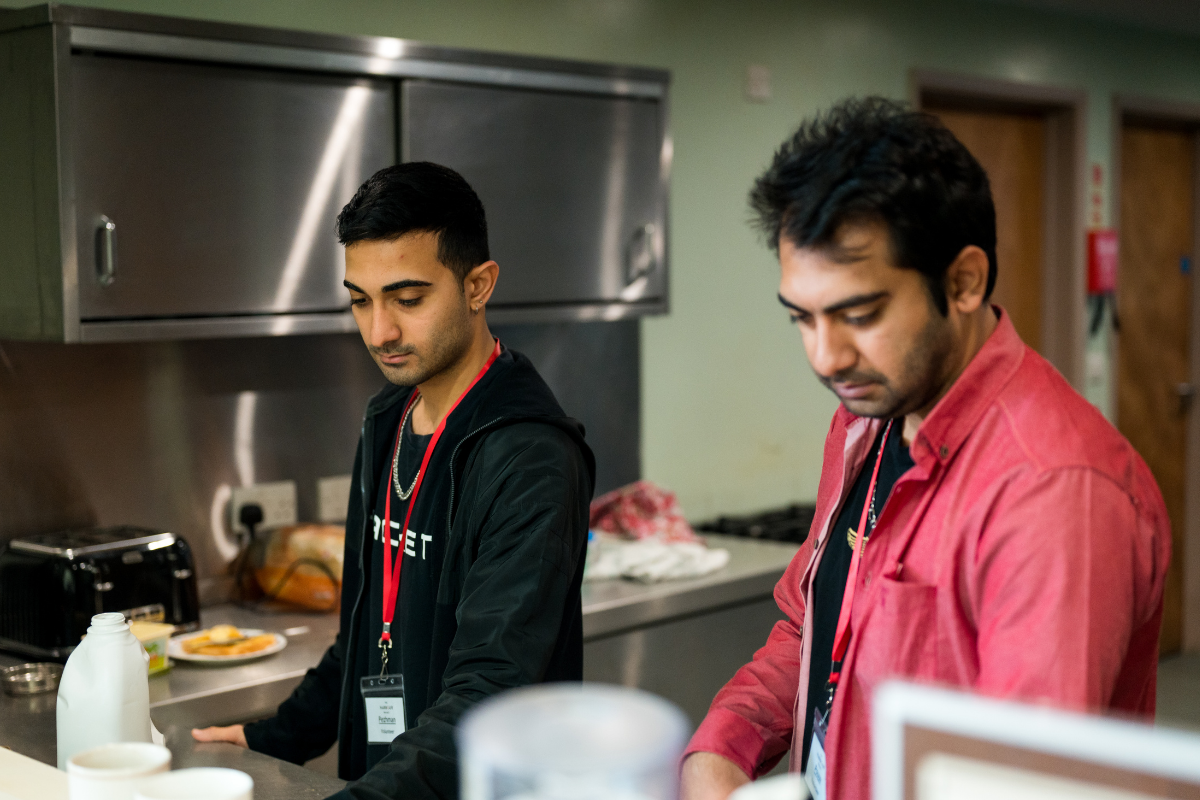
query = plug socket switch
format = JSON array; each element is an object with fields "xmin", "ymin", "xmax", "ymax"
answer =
[{"xmin": 230, "ymin": 480, "xmax": 297, "ymax": 536}]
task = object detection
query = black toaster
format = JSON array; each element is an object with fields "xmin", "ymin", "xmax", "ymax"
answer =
[{"xmin": 0, "ymin": 526, "xmax": 201, "ymax": 660}]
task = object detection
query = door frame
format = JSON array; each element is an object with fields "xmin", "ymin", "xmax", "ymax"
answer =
[
  {"xmin": 1113, "ymin": 95, "xmax": 1200, "ymax": 652},
  {"xmin": 910, "ymin": 70, "xmax": 1087, "ymax": 389}
]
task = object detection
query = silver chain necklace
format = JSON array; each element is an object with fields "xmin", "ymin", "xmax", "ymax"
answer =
[
  {"xmin": 391, "ymin": 398, "xmax": 420, "ymax": 500},
  {"xmin": 867, "ymin": 486, "xmax": 881, "ymax": 531},
  {"xmin": 865, "ymin": 419, "xmax": 894, "ymax": 534}
]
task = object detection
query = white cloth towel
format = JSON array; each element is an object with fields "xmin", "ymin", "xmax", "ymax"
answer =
[{"xmin": 584, "ymin": 535, "xmax": 730, "ymax": 583}]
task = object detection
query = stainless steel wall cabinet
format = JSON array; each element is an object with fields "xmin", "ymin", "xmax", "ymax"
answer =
[
  {"xmin": 404, "ymin": 82, "xmax": 667, "ymax": 319},
  {"xmin": 0, "ymin": 5, "xmax": 671, "ymax": 342}
]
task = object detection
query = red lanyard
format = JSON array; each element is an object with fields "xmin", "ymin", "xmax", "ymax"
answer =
[
  {"xmin": 827, "ymin": 419, "xmax": 893, "ymax": 697},
  {"xmin": 379, "ymin": 339, "xmax": 501, "ymax": 650}
]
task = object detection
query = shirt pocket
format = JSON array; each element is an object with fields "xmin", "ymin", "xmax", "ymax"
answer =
[{"xmin": 852, "ymin": 576, "xmax": 938, "ymax": 687}]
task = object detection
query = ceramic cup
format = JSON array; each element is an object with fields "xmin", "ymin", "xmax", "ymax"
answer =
[
  {"xmin": 133, "ymin": 767, "xmax": 253, "ymax": 800},
  {"xmin": 67, "ymin": 742, "xmax": 172, "ymax": 800}
]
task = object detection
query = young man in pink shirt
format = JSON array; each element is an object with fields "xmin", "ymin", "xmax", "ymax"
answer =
[{"xmin": 680, "ymin": 98, "xmax": 1171, "ymax": 800}]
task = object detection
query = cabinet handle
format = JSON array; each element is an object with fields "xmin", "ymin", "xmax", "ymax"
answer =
[
  {"xmin": 1177, "ymin": 382, "xmax": 1196, "ymax": 415},
  {"xmin": 625, "ymin": 222, "xmax": 659, "ymax": 285},
  {"xmin": 95, "ymin": 215, "xmax": 117, "ymax": 286}
]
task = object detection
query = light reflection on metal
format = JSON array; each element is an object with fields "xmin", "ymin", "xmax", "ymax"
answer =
[
  {"xmin": 602, "ymin": 304, "xmax": 627, "ymax": 322},
  {"xmin": 600, "ymin": 101, "xmax": 631, "ymax": 297},
  {"xmin": 234, "ymin": 390, "xmax": 258, "ymax": 488},
  {"xmin": 270, "ymin": 85, "xmax": 373, "ymax": 334},
  {"xmin": 210, "ymin": 483, "xmax": 238, "ymax": 562},
  {"xmin": 618, "ymin": 275, "xmax": 649, "ymax": 303},
  {"xmin": 213, "ymin": 389, "xmax": 259, "ymax": 563},
  {"xmin": 340, "ymin": 114, "xmax": 366, "ymax": 207},
  {"xmin": 660, "ymin": 135, "xmax": 673, "ymax": 186},
  {"xmin": 373, "ymin": 38, "xmax": 404, "ymax": 59}
]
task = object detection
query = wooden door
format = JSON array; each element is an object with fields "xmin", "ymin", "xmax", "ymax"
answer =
[
  {"xmin": 927, "ymin": 106, "xmax": 1046, "ymax": 352},
  {"xmin": 1117, "ymin": 124, "xmax": 1193, "ymax": 656}
]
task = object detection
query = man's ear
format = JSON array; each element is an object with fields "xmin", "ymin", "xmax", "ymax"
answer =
[
  {"xmin": 944, "ymin": 245, "xmax": 990, "ymax": 315},
  {"xmin": 463, "ymin": 261, "xmax": 499, "ymax": 312}
]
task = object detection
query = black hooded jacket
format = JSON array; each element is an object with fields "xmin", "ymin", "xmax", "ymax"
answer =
[{"xmin": 244, "ymin": 346, "xmax": 595, "ymax": 799}]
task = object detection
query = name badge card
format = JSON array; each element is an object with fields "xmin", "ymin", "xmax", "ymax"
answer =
[
  {"xmin": 360, "ymin": 675, "xmax": 406, "ymax": 744},
  {"xmin": 805, "ymin": 705, "xmax": 829, "ymax": 800}
]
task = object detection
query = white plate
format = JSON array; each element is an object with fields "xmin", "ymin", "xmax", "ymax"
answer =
[{"xmin": 168, "ymin": 629, "xmax": 287, "ymax": 664}]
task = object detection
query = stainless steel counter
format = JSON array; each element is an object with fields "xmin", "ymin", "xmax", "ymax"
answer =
[
  {"xmin": 581, "ymin": 535, "xmax": 799, "ymax": 729},
  {"xmin": 1, "ymin": 533, "xmax": 800, "ymax": 782},
  {"xmin": 0, "ymin": 719, "xmax": 345, "ymax": 800},
  {"xmin": 146, "ymin": 605, "xmax": 341, "ymax": 730},
  {"xmin": 0, "ymin": 604, "xmax": 342, "ymax": 780},
  {"xmin": 158, "ymin": 726, "xmax": 346, "ymax": 799},
  {"xmin": 581, "ymin": 534, "xmax": 799, "ymax": 638}
]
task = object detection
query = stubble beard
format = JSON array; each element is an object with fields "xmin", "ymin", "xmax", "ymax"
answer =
[
  {"xmin": 821, "ymin": 311, "xmax": 956, "ymax": 421},
  {"xmin": 370, "ymin": 300, "xmax": 474, "ymax": 388}
]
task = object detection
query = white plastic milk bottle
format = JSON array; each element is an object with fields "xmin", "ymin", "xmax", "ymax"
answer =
[{"xmin": 56, "ymin": 612, "xmax": 152, "ymax": 769}]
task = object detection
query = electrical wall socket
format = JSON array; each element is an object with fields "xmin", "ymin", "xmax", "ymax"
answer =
[
  {"xmin": 318, "ymin": 474, "xmax": 353, "ymax": 524},
  {"xmin": 230, "ymin": 480, "xmax": 297, "ymax": 536},
  {"xmin": 745, "ymin": 63, "xmax": 772, "ymax": 102}
]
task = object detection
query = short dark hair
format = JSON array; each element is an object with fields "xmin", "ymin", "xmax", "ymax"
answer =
[
  {"xmin": 336, "ymin": 162, "xmax": 489, "ymax": 282},
  {"xmin": 749, "ymin": 97, "xmax": 996, "ymax": 314}
]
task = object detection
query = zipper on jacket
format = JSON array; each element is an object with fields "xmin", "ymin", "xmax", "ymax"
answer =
[
  {"xmin": 338, "ymin": 412, "xmax": 378, "ymax": 763},
  {"xmin": 338, "ymin": 405, "xmax": 557, "ymax": 750}
]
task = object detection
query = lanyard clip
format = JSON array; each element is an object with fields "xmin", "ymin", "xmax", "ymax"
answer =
[
  {"xmin": 824, "ymin": 660, "xmax": 843, "ymax": 711},
  {"xmin": 378, "ymin": 636, "xmax": 392, "ymax": 679}
]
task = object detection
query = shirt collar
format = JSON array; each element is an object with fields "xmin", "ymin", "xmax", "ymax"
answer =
[{"xmin": 907, "ymin": 306, "xmax": 1025, "ymax": 467}]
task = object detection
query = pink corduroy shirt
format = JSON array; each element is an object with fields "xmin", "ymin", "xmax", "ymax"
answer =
[{"xmin": 684, "ymin": 309, "xmax": 1172, "ymax": 800}]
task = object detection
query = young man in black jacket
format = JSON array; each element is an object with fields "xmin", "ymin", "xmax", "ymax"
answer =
[{"xmin": 193, "ymin": 162, "xmax": 595, "ymax": 799}]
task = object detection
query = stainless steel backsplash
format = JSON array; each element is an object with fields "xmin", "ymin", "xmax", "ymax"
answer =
[{"xmin": 0, "ymin": 322, "xmax": 638, "ymax": 605}]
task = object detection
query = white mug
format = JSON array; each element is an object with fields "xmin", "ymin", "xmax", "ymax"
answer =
[
  {"xmin": 133, "ymin": 767, "xmax": 253, "ymax": 800},
  {"xmin": 67, "ymin": 743, "xmax": 172, "ymax": 800}
]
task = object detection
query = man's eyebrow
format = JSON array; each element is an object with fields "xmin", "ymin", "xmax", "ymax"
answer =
[
  {"xmin": 777, "ymin": 291, "xmax": 889, "ymax": 315},
  {"xmin": 382, "ymin": 279, "xmax": 432, "ymax": 293},
  {"xmin": 822, "ymin": 291, "xmax": 889, "ymax": 314},
  {"xmin": 342, "ymin": 279, "xmax": 433, "ymax": 293},
  {"xmin": 778, "ymin": 293, "xmax": 805, "ymax": 312}
]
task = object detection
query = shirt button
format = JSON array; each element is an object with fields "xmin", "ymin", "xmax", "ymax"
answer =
[
  {"xmin": 865, "ymin": 573, "xmax": 872, "ymax": 588},
  {"xmin": 939, "ymin": 445, "xmax": 949, "ymax": 458}
]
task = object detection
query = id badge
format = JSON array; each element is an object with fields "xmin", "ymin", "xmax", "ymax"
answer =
[
  {"xmin": 360, "ymin": 675, "xmax": 406, "ymax": 744},
  {"xmin": 804, "ymin": 705, "xmax": 829, "ymax": 800}
]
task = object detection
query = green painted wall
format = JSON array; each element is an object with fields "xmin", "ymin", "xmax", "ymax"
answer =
[{"xmin": 9, "ymin": 0, "xmax": 1199, "ymax": 519}]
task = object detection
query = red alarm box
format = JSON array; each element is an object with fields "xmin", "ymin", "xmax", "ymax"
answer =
[{"xmin": 1088, "ymin": 229, "xmax": 1118, "ymax": 295}]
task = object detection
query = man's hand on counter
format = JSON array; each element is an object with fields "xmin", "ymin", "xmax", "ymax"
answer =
[
  {"xmin": 679, "ymin": 752, "xmax": 751, "ymax": 800},
  {"xmin": 191, "ymin": 724, "xmax": 248, "ymax": 748}
]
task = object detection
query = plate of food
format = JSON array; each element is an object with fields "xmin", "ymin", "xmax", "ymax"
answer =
[{"xmin": 168, "ymin": 624, "xmax": 287, "ymax": 664}]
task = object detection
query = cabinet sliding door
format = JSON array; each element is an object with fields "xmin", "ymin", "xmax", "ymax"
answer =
[
  {"xmin": 71, "ymin": 54, "xmax": 395, "ymax": 321},
  {"xmin": 402, "ymin": 80, "xmax": 666, "ymax": 313}
]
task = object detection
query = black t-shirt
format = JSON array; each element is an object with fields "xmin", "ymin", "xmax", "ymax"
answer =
[
  {"xmin": 800, "ymin": 420, "xmax": 913, "ymax": 769},
  {"xmin": 366, "ymin": 407, "xmax": 434, "ymax": 769}
]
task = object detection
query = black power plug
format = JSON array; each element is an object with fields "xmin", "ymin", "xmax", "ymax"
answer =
[
  {"xmin": 233, "ymin": 502, "xmax": 265, "ymax": 605},
  {"xmin": 239, "ymin": 502, "xmax": 265, "ymax": 542}
]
